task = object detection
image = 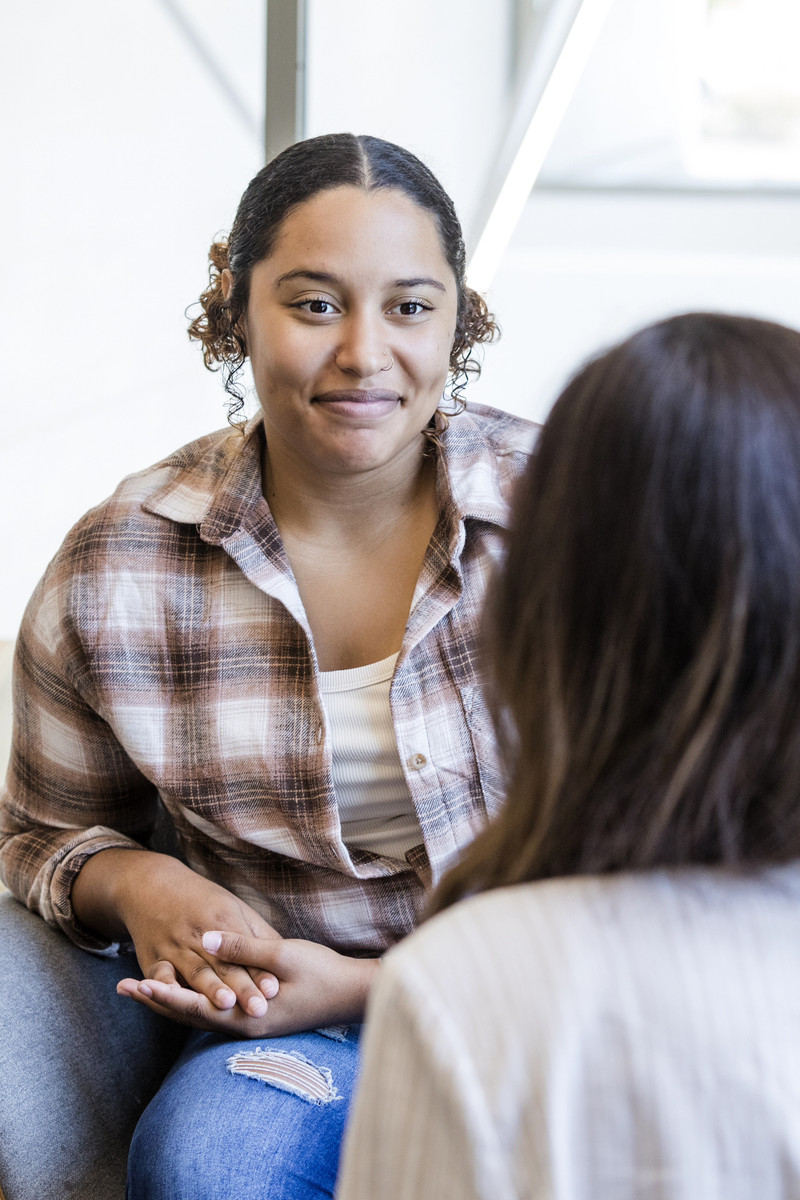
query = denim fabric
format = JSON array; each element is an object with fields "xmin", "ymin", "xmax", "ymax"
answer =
[{"xmin": 127, "ymin": 1026, "xmax": 362, "ymax": 1199}]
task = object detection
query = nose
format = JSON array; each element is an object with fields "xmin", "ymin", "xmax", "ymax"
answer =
[{"xmin": 334, "ymin": 315, "xmax": 391, "ymax": 378}]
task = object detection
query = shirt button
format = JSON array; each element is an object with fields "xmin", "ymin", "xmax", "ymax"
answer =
[
  {"xmin": 407, "ymin": 752, "xmax": 427, "ymax": 770},
  {"xmin": 316, "ymin": 724, "xmax": 324, "ymax": 744}
]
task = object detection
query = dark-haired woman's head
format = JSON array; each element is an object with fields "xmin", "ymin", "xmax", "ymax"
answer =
[
  {"xmin": 433, "ymin": 312, "xmax": 800, "ymax": 910},
  {"xmin": 188, "ymin": 133, "xmax": 497, "ymax": 422}
]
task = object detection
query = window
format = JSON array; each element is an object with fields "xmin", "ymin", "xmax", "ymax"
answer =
[{"xmin": 685, "ymin": 0, "xmax": 800, "ymax": 182}]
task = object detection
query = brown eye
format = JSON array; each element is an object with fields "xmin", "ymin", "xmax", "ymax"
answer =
[
  {"xmin": 304, "ymin": 299, "xmax": 335, "ymax": 314},
  {"xmin": 393, "ymin": 301, "xmax": 431, "ymax": 316}
]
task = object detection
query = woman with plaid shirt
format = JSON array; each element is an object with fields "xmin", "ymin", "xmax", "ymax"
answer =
[{"xmin": 1, "ymin": 134, "xmax": 535, "ymax": 1198}]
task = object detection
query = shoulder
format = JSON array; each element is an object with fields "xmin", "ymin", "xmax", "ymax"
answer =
[
  {"xmin": 52, "ymin": 425, "xmax": 244, "ymax": 561},
  {"xmin": 459, "ymin": 401, "xmax": 540, "ymax": 459},
  {"xmin": 437, "ymin": 404, "xmax": 538, "ymax": 522},
  {"xmin": 23, "ymin": 426, "xmax": 249, "ymax": 637},
  {"xmin": 384, "ymin": 885, "xmax": 546, "ymax": 992},
  {"xmin": 367, "ymin": 869, "xmax": 800, "ymax": 1199},
  {"xmin": 384, "ymin": 865, "xmax": 800, "ymax": 1017},
  {"xmin": 103, "ymin": 425, "xmax": 242, "ymax": 517}
]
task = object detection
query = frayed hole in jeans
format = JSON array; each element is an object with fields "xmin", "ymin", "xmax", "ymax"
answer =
[{"xmin": 226, "ymin": 1048, "xmax": 341, "ymax": 1105}]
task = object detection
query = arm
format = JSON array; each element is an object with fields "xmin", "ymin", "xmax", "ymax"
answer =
[
  {"xmin": 3, "ymin": 527, "xmax": 382, "ymax": 1034},
  {"xmin": 0, "ymin": 574, "xmax": 161, "ymax": 948},
  {"xmin": 73, "ymin": 850, "xmax": 282, "ymax": 1020},
  {"xmin": 1, "ymin": 572, "xmax": 280, "ymax": 1022}
]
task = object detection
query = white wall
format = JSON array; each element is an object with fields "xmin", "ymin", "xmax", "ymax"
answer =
[
  {"xmin": 304, "ymin": 0, "xmax": 800, "ymax": 433},
  {"xmin": 536, "ymin": 0, "xmax": 692, "ymax": 187},
  {"xmin": 470, "ymin": 188, "xmax": 800, "ymax": 424},
  {"xmin": 304, "ymin": 0, "xmax": 515, "ymax": 242},
  {"xmin": 0, "ymin": 1, "xmax": 265, "ymax": 639},
  {"xmin": 0, "ymin": 0, "xmax": 517, "ymax": 641}
]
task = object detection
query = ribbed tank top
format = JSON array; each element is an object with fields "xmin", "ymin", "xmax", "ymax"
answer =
[{"xmin": 318, "ymin": 652, "xmax": 423, "ymax": 862}]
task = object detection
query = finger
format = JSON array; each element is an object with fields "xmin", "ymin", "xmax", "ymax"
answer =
[
  {"xmin": 147, "ymin": 959, "xmax": 180, "ymax": 987},
  {"xmin": 117, "ymin": 978, "xmax": 227, "ymax": 1030},
  {"xmin": 249, "ymin": 968, "xmax": 280, "ymax": 1000},
  {"xmin": 189, "ymin": 959, "xmax": 270, "ymax": 1017},
  {"xmin": 134, "ymin": 977, "xmax": 273, "ymax": 1037},
  {"xmin": 136, "ymin": 949, "xmax": 237, "ymax": 1010},
  {"xmin": 176, "ymin": 958, "xmax": 240, "ymax": 1012},
  {"xmin": 144, "ymin": 950, "xmax": 271, "ymax": 1015},
  {"xmin": 142, "ymin": 951, "xmax": 239, "ymax": 1012},
  {"xmin": 117, "ymin": 976, "xmax": 152, "ymax": 999},
  {"xmin": 202, "ymin": 930, "xmax": 283, "ymax": 968},
  {"xmin": 118, "ymin": 976, "xmax": 187, "ymax": 1007}
]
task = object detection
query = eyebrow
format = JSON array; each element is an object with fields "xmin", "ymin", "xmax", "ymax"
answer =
[{"xmin": 274, "ymin": 269, "xmax": 447, "ymax": 292}]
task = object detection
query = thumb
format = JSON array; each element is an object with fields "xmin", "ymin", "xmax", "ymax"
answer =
[{"xmin": 202, "ymin": 929, "xmax": 282, "ymax": 968}]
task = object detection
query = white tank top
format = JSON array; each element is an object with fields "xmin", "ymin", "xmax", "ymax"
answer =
[{"xmin": 318, "ymin": 652, "xmax": 424, "ymax": 862}]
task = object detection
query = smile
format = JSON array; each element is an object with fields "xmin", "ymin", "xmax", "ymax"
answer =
[{"xmin": 312, "ymin": 390, "xmax": 402, "ymax": 419}]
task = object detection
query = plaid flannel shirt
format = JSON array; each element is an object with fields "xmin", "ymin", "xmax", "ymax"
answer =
[{"xmin": 0, "ymin": 403, "xmax": 536, "ymax": 955}]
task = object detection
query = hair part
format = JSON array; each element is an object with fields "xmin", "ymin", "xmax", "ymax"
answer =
[
  {"xmin": 432, "ymin": 312, "xmax": 800, "ymax": 913},
  {"xmin": 187, "ymin": 133, "xmax": 498, "ymax": 425}
]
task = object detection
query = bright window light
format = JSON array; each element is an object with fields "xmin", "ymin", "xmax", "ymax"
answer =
[{"xmin": 684, "ymin": 0, "xmax": 800, "ymax": 181}]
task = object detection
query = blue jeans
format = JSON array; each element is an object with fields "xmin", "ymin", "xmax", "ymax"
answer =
[{"xmin": 127, "ymin": 1025, "xmax": 361, "ymax": 1199}]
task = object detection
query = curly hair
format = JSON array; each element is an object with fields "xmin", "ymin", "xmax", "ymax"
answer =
[{"xmin": 187, "ymin": 133, "xmax": 498, "ymax": 426}]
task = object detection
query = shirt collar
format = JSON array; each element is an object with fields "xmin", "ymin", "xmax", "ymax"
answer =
[
  {"xmin": 143, "ymin": 416, "xmax": 269, "ymax": 545},
  {"xmin": 143, "ymin": 403, "xmax": 526, "ymax": 542}
]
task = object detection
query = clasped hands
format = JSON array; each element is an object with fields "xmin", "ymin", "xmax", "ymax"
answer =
[
  {"xmin": 118, "ymin": 927, "xmax": 378, "ymax": 1037},
  {"xmin": 84, "ymin": 852, "xmax": 380, "ymax": 1037}
]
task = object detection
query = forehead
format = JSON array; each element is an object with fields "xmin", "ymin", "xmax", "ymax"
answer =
[{"xmin": 265, "ymin": 186, "xmax": 454, "ymax": 283}]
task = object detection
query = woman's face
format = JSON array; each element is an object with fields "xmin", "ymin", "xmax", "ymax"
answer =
[{"xmin": 238, "ymin": 185, "xmax": 459, "ymax": 480}]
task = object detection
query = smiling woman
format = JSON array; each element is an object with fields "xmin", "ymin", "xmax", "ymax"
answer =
[
  {"xmin": 0, "ymin": 133, "xmax": 536, "ymax": 1199},
  {"xmin": 235, "ymin": 185, "xmax": 461, "ymax": 671},
  {"xmin": 241, "ymin": 188, "xmax": 457, "ymax": 479}
]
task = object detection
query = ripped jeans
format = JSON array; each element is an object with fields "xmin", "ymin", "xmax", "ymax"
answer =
[{"xmin": 127, "ymin": 1025, "xmax": 361, "ymax": 1199}]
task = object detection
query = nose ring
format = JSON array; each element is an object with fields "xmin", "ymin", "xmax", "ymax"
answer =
[{"xmin": 380, "ymin": 352, "xmax": 394, "ymax": 373}]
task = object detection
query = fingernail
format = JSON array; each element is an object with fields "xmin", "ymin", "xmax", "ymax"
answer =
[
  {"xmin": 215, "ymin": 987, "xmax": 236, "ymax": 1009},
  {"xmin": 139, "ymin": 983, "xmax": 153, "ymax": 998},
  {"xmin": 247, "ymin": 995, "xmax": 267, "ymax": 1016},
  {"xmin": 203, "ymin": 931, "xmax": 222, "ymax": 953}
]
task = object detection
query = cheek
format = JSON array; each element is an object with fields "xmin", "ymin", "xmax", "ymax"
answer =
[
  {"xmin": 250, "ymin": 334, "xmax": 311, "ymax": 389},
  {"xmin": 415, "ymin": 327, "xmax": 456, "ymax": 381},
  {"xmin": 434, "ymin": 344, "xmax": 456, "ymax": 390}
]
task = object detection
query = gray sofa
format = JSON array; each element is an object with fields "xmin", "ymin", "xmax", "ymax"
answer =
[{"xmin": 0, "ymin": 891, "xmax": 187, "ymax": 1200}]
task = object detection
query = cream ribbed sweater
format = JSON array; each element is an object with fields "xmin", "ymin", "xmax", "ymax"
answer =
[{"xmin": 338, "ymin": 864, "xmax": 800, "ymax": 1200}]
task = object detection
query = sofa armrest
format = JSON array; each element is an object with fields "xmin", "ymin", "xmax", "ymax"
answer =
[{"xmin": 0, "ymin": 891, "xmax": 187, "ymax": 1200}]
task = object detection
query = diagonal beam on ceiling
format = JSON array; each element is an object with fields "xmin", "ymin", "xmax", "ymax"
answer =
[{"xmin": 468, "ymin": 0, "xmax": 616, "ymax": 293}]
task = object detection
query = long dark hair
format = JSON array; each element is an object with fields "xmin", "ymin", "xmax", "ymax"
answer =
[
  {"xmin": 433, "ymin": 312, "xmax": 800, "ymax": 912},
  {"xmin": 188, "ymin": 133, "xmax": 497, "ymax": 423}
]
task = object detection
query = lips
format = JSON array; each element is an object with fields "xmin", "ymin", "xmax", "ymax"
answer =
[{"xmin": 312, "ymin": 389, "xmax": 401, "ymax": 419}]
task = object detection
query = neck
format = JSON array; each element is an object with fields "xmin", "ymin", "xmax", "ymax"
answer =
[{"xmin": 262, "ymin": 435, "xmax": 437, "ymax": 539}]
